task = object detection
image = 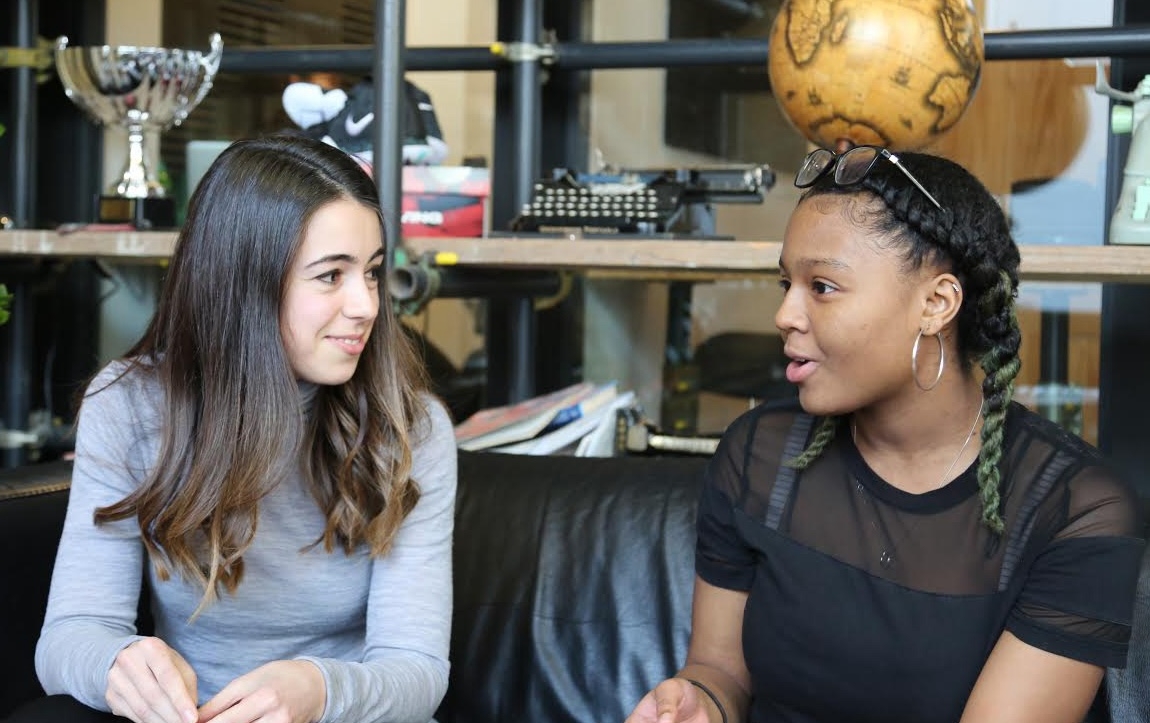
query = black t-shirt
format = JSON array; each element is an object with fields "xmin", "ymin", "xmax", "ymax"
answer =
[{"xmin": 696, "ymin": 400, "xmax": 1146, "ymax": 723}]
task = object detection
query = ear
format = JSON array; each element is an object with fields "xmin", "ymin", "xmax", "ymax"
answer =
[{"xmin": 919, "ymin": 273, "xmax": 962, "ymax": 336}]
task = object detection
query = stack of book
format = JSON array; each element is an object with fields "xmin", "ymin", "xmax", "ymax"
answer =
[{"xmin": 453, "ymin": 381, "xmax": 638, "ymax": 456}]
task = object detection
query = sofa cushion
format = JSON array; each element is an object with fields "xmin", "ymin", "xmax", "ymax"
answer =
[
  {"xmin": 0, "ymin": 461, "xmax": 74, "ymax": 719},
  {"xmin": 1104, "ymin": 499, "xmax": 1150, "ymax": 723},
  {"xmin": 437, "ymin": 450, "xmax": 708, "ymax": 723}
]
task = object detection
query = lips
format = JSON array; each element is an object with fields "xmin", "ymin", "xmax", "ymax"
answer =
[
  {"xmin": 783, "ymin": 347, "xmax": 820, "ymax": 384},
  {"xmin": 328, "ymin": 334, "xmax": 367, "ymax": 355},
  {"xmin": 786, "ymin": 359, "xmax": 818, "ymax": 384}
]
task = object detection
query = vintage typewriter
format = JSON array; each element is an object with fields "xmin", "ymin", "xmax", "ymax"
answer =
[{"xmin": 510, "ymin": 164, "xmax": 776, "ymax": 236}]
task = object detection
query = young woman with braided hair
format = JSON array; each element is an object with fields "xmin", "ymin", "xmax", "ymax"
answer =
[{"xmin": 625, "ymin": 148, "xmax": 1145, "ymax": 723}]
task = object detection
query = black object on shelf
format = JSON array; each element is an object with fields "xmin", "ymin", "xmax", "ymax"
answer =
[{"xmin": 511, "ymin": 164, "xmax": 775, "ymax": 235}]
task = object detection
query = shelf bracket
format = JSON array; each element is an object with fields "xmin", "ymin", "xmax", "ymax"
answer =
[
  {"xmin": 490, "ymin": 38, "xmax": 558, "ymax": 66},
  {"xmin": 0, "ymin": 37, "xmax": 56, "ymax": 84}
]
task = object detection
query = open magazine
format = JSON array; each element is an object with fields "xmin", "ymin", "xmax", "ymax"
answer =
[
  {"xmin": 454, "ymin": 382, "xmax": 598, "ymax": 451},
  {"xmin": 495, "ymin": 389, "xmax": 637, "ymax": 456},
  {"xmin": 453, "ymin": 382, "xmax": 630, "ymax": 454}
]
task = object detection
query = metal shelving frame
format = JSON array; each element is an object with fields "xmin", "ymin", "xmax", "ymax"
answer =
[
  {"xmin": 214, "ymin": 6, "xmax": 1150, "ymax": 410},
  {"xmin": 5, "ymin": 0, "xmax": 1150, "ymax": 486}
]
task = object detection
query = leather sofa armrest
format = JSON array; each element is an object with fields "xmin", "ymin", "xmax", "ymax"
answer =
[{"xmin": 0, "ymin": 460, "xmax": 74, "ymax": 718}]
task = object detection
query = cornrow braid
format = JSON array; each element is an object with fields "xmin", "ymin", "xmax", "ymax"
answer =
[
  {"xmin": 973, "ymin": 269, "xmax": 1022, "ymax": 533},
  {"xmin": 876, "ymin": 194, "xmax": 1021, "ymax": 533},
  {"xmin": 876, "ymin": 188, "xmax": 1020, "ymax": 531},
  {"xmin": 877, "ymin": 185, "xmax": 956, "ymax": 266},
  {"xmin": 785, "ymin": 416, "xmax": 838, "ymax": 470}
]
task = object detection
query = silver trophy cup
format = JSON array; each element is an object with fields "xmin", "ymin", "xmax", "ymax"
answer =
[{"xmin": 55, "ymin": 33, "xmax": 223, "ymax": 226}]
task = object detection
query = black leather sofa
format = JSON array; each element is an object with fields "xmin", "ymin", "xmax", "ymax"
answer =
[
  {"xmin": 0, "ymin": 451, "xmax": 707, "ymax": 723},
  {"xmin": 1, "ymin": 452, "xmax": 1146, "ymax": 723}
]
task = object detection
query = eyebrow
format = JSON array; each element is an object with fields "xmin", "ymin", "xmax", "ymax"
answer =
[
  {"xmin": 778, "ymin": 257, "xmax": 852, "ymax": 274},
  {"xmin": 303, "ymin": 248, "xmax": 385, "ymax": 268}
]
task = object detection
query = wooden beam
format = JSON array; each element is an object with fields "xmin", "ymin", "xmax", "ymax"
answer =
[{"xmin": 5, "ymin": 230, "xmax": 1150, "ymax": 284}]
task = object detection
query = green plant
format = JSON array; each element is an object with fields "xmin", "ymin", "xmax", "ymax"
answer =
[{"xmin": 0, "ymin": 284, "xmax": 11, "ymax": 326}]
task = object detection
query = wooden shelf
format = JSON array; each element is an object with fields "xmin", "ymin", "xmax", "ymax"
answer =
[
  {"xmin": 0, "ymin": 229, "xmax": 179, "ymax": 262},
  {"xmin": 406, "ymin": 237, "xmax": 1150, "ymax": 284},
  {"xmin": 5, "ymin": 230, "xmax": 1150, "ymax": 283}
]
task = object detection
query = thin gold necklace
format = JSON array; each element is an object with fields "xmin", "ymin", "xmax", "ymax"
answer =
[
  {"xmin": 851, "ymin": 399, "xmax": 985, "ymax": 568},
  {"xmin": 852, "ymin": 398, "xmax": 985, "ymax": 490}
]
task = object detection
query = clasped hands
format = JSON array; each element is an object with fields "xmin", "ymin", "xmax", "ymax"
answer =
[{"xmin": 106, "ymin": 637, "xmax": 326, "ymax": 723}]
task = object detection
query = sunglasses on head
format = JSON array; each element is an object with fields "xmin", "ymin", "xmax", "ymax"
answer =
[{"xmin": 794, "ymin": 145, "xmax": 943, "ymax": 211}]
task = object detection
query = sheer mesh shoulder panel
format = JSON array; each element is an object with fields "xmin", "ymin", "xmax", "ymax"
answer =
[
  {"xmin": 695, "ymin": 401, "xmax": 806, "ymax": 591},
  {"xmin": 1006, "ymin": 418, "xmax": 1147, "ymax": 667},
  {"xmin": 1059, "ymin": 463, "xmax": 1144, "ymax": 540},
  {"xmin": 737, "ymin": 403, "xmax": 810, "ymax": 526}
]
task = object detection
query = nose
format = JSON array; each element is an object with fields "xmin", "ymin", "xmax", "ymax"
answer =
[
  {"xmin": 774, "ymin": 286, "xmax": 806, "ymax": 336},
  {"xmin": 343, "ymin": 275, "xmax": 380, "ymax": 321}
]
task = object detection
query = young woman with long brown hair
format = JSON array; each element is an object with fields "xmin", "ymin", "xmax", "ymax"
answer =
[{"xmin": 29, "ymin": 134, "xmax": 456, "ymax": 723}]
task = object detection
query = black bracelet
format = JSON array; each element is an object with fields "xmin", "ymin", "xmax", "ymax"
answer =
[{"xmin": 685, "ymin": 678, "xmax": 730, "ymax": 723}]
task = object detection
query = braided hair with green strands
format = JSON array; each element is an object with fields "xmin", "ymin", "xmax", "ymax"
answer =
[{"xmin": 785, "ymin": 151, "xmax": 1021, "ymax": 534}]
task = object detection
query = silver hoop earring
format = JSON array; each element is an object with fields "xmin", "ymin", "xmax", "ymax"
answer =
[{"xmin": 911, "ymin": 329, "xmax": 944, "ymax": 391}]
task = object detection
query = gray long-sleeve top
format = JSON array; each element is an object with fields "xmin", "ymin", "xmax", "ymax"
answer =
[{"xmin": 35, "ymin": 363, "xmax": 457, "ymax": 723}]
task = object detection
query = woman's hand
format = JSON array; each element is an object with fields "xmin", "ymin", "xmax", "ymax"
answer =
[
  {"xmin": 197, "ymin": 660, "xmax": 326, "ymax": 723},
  {"xmin": 625, "ymin": 678, "xmax": 711, "ymax": 723},
  {"xmin": 106, "ymin": 637, "xmax": 199, "ymax": 723}
]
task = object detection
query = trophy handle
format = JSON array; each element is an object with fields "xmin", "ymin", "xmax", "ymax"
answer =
[
  {"xmin": 54, "ymin": 36, "xmax": 73, "ymax": 93},
  {"xmin": 189, "ymin": 33, "xmax": 224, "ymax": 111}
]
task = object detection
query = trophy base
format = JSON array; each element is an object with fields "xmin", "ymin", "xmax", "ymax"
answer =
[{"xmin": 97, "ymin": 196, "xmax": 177, "ymax": 230}]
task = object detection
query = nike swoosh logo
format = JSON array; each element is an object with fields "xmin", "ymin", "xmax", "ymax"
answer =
[{"xmin": 345, "ymin": 112, "xmax": 375, "ymax": 137}]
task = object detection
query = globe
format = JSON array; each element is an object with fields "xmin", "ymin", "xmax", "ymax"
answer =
[{"xmin": 767, "ymin": 0, "xmax": 984, "ymax": 152}]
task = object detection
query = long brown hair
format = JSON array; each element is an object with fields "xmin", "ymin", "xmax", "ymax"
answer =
[{"xmin": 93, "ymin": 134, "xmax": 429, "ymax": 611}]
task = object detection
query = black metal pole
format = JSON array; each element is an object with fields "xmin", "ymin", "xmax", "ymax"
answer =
[
  {"xmin": 216, "ymin": 26, "xmax": 1150, "ymax": 75},
  {"xmin": 1039, "ymin": 309, "xmax": 1069, "ymax": 384},
  {"xmin": 12, "ymin": 0, "xmax": 38, "ymax": 228},
  {"xmin": 984, "ymin": 25, "xmax": 1150, "ymax": 60},
  {"xmin": 502, "ymin": 0, "xmax": 543, "ymax": 404},
  {"xmin": 555, "ymin": 38, "xmax": 770, "ymax": 69},
  {"xmin": 389, "ymin": 266, "xmax": 562, "ymax": 301},
  {"xmin": 222, "ymin": 46, "xmax": 502, "ymax": 74},
  {"xmin": 428, "ymin": 271, "xmax": 560, "ymax": 298},
  {"xmin": 1, "ymin": 0, "xmax": 39, "ymax": 469},
  {"xmin": 555, "ymin": 27, "xmax": 1150, "ymax": 69},
  {"xmin": 1099, "ymin": 0, "xmax": 1150, "ymax": 498},
  {"xmin": 511, "ymin": 4, "xmax": 542, "ymax": 215},
  {"xmin": 1, "ymin": 277, "xmax": 31, "ymax": 468},
  {"xmin": 532, "ymin": 0, "xmax": 587, "ymax": 396},
  {"xmin": 373, "ymin": 0, "xmax": 405, "ymax": 267},
  {"xmin": 508, "ymin": 294, "xmax": 536, "ymax": 401}
]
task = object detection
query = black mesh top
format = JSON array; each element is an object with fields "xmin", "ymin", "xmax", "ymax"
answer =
[{"xmin": 696, "ymin": 400, "xmax": 1146, "ymax": 723}]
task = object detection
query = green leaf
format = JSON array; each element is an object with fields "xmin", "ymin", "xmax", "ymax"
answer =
[{"xmin": 0, "ymin": 283, "xmax": 11, "ymax": 326}]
